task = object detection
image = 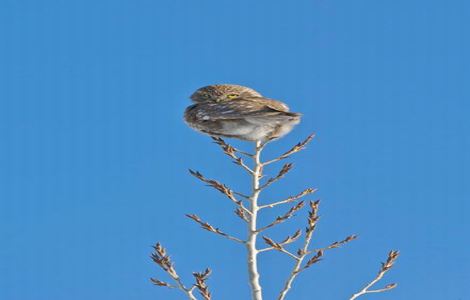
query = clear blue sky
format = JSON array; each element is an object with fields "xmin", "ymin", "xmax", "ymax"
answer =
[{"xmin": 0, "ymin": 0, "xmax": 468, "ymax": 299}]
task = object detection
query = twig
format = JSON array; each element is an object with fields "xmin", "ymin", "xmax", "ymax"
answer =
[
  {"xmin": 259, "ymin": 188, "xmax": 317, "ymax": 209},
  {"xmin": 211, "ymin": 137, "xmax": 255, "ymax": 174},
  {"xmin": 234, "ymin": 191, "xmax": 251, "ymax": 200},
  {"xmin": 261, "ymin": 235, "xmax": 301, "ymax": 260},
  {"xmin": 275, "ymin": 201, "xmax": 353, "ymax": 300},
  {"xmin": 188, "ymin": 169, "xmax": 237, "ymax": 202},
  {"xmin": 188, "ymin": 169, "xmax": 251, "ymax": 215},
  {"xmin": 349, "ymin": 250, "xmax": 400, "ymax": 300},
  {"xmin": 277, "ymin": 200, "xmax": 320, "ymax": 300},
  {"xmin": 259, "ymin": 229, "xmax": 302, "ymax": 253},
  {"xmin": 310, "ymin": 235, "xmax": 358, "ymax": 254},
  {"xmin": 257, "ymin": 201, "xmax": 305, "ymax": 232},
  {"xmin": 301, "ymin": 234, "xmax": 357, "ymax": 271},
  {"xmin": 186, "ymin": 214, "xmax": 246, "ymax": 244},
  {"xmin": 150, "ymin": 243, "xmax": 199, "ymax": 300},
  {"xmin": 276, "ymin": 200, "xmax": 357, "ymax": 300},
  {"xmin": 211, "ymin": 136, "xmax": 254, "ymax": 157},
  {"xmin": 193, "ymin": 268, "xmax": 212, "ymax": 300},
  {"xmin": 235, "ymin": 207, "xmax": 250, "ymax": 222},
  {"xmin": 263, "ymin": 134, "xmax": 315, "ymax": 166},
  {"xmin": 260, "ymin": 163, "xmax": 294, "ymax": 190},
  {"xmin": 233, "ymin": 157, "xmax": 255, "ymax": 175}
]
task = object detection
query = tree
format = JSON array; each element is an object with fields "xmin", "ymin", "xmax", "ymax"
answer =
[{"xmin": 150, "ymin": 135, "xmax": 399, "ymax": 300}]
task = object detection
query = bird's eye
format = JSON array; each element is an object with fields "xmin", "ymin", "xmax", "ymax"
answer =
[{"xmin": 226, "ymin": 93, "xmax": 239, "ymax": 99}]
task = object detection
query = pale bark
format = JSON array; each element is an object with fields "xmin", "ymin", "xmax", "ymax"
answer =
[{"xmin": 246, "ymin": 140, "xmax": 264, "ymax": 300}]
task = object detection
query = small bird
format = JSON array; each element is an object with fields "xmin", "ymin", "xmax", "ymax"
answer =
[{"xmin": 184, "ymin": 84, "xmax": 301, "ymax": 142}]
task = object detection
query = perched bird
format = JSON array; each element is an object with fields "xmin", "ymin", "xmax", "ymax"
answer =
[{"xmin": 184, "ymin": 84, "xmax": 301, "ymax": 142}]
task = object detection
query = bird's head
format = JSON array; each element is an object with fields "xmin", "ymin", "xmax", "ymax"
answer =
[{"xmin": 190, "ymin": 84, "xmax": 262, "ymax": 103}]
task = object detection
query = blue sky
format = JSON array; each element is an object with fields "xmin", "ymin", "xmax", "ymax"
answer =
[{"xmin": 0, "ymin": 0, "xmax": 468, "ymax": 299}]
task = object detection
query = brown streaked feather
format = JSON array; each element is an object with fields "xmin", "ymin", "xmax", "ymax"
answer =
[
  {"xmin": 235, "ymin": 97, "xmax": 290, "ymax": 112},
  {"xmin": 185, "ymin": 100, "xmax": 298, "ymax": 122}
]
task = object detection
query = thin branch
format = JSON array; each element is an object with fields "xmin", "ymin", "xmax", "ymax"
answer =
[
  {"xmin": 310, "ymin": 235, "xmax": 358, "ymax": 254},
  {"xmin": 234, "ymin": 207, "xmax": 249, "ymax": 222},
  {"xmin": 277, "ymin": 200, "xmax": 320, "ymax": 300},
  {"xmin": 301, "ymin": 234, "xmax": 357, "ymax": 271},
  {"xmin": 150, "ymin": 278, "xmax": 177, "ymax": 288},
  {"xmin": 257, "ymin": 201, "xmax": 305, "ymax": 232},
  {"xmin": 259, "ymin": 229, "xmax": 302, "ymax": 253},
  {"xmin": 349, "ymin": 250, "xmax": 400, "ymax": 300},
  {"xmin": 278, "ymin": 199, "xmax": 337, "ymax": 300},
  {"xmin": 150, "ymin": 243, "xmax": 199, "ymax": 300},
  {"xmin": 233, "ymin": 157, "xmax": 255, "ymax": 175},
  {"xmin": 186, "ymin": 214, "xmax": 246, "ymax": 244},
  {"xmin": 211, "ymin": 136, "xmax": 254, "ymax": 157},
  {"xmin": 193, "ymin": 268, "xmax": 212, "ymax": 300},
  {"xmin": 262, "ymin": 233, "xmax": 359, "ymax": 298},
  {"xmin": 189, "ymin": 169, "xmax": 251, "ymax": 215},
  {"xmin": 211, "ymin": 137, "xmax": 255, "ymax": 174},
  {"xmin": 259, "ymin": 188, "xmax": 317, "ymax": 209},
  {"xmin": 260, "ymin": 163, "xmax": 294, "ymax": 190},
  {"xmin": 261, "ymin": 234, "xmax": 301, "ymax": 260},
  {"xmin": 280, "ymin": 229, "xmax": 303, "ymax": 245},
  {"xmin": 233, "ymin": 191, "xmax": 251, "ymax": 200},
  {"xmin": 188, "ymin": 169, "xmax": 237, "ymax": 202},
  {"xmin": 279, "ymin": 248, "xmax": 300, "ymax": 260},
  {"xmin": 263, "ymin": 133, "xmax": 315, "ymax": 166}
]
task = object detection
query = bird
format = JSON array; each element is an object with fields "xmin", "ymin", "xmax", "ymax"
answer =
[{"xmin": 184, "ymin": 84, "xmax": 301, "ymax": 142}]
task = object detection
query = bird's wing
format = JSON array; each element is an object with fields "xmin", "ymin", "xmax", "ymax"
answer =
[
  {"xmin": 239, "ymin": 97, "xmax": 290, "ymax": 112},
  {"xmin": 191, "ymin": 98, "xmax": 296, "ymax": 121}
]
